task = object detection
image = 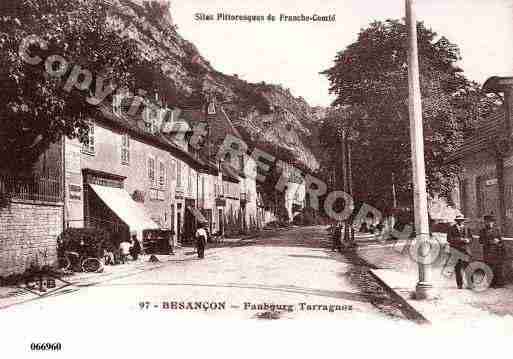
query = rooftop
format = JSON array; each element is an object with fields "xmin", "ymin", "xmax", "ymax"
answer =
[
  {"xmin": 95, "ymin": 103, "xmax": 217, "ymax": 174},
  {"xmin": 446, "ymin": 110, "xmax": 504, "ymax": 162}
]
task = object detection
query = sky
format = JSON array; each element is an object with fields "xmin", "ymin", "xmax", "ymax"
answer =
[{"xmin": 170, "ymin": 0, "xmax": 513, "ymax": 107}]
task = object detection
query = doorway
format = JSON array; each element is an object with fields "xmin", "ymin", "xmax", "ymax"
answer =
[
  {"xmin": 218, "ymin": 208, "xmax": 224, "ymax": 235},
  {"xmin": 177, "ymin": 211, "xmax": 181, "ymax": 244},
  {"xmin": 184, "ymin": 198, "xmax": 196, "ymax": 242}
]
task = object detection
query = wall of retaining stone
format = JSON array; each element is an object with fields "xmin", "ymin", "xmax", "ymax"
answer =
[{"xmin": 0, "ymin": 200, "xmax": 63, "ymax": 278}]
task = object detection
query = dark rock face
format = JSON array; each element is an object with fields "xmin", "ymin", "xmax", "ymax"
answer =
[{"xmin": 108, "ymin": 0, "xmax": 321, "ymax": 171}]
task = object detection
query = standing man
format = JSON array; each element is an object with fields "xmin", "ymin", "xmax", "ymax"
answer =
[
  {"xmin": 165, "ymin": 228, "xmax": 175, "ymax": 255},
  {"xmin": 195, "ymin": 222, "xmax": 208, "ymax": 259},
  {"xmin": 331, "ymin": 222, "xmax": 342, "ymax": 252},
  {"xmin": 129, "ymin": 234, "xmax": 141, "ymax": 261},
  {"xmin": 447, "ymin": 214, "xmax": 472, "ymax": 289},
  {"xmin": 479, "ymin": 214, "xmax": 505, "ymax": 288}
]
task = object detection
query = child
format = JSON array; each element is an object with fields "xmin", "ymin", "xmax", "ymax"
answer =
[{"xmin": 119, "ymin": 238, "xmax": 132, "ymax": 264}]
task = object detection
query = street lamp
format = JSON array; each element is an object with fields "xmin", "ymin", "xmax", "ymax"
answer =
[{"xmin": 406, "ymin": 0, "xmax": 434, "ymax": 300}]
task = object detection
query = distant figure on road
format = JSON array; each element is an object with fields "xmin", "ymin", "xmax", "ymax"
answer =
[
  {"xmin": 383, "ymin": 214, "xmax": 396, "ymax": 240},
  {"xmin": 447, "ymin": 214, "xmax": 472, "ymax": 289},
  {"xmin": 331, "ymin": 222, "xmax": 342, "ymax": 252},
  {"xmin": 479, "ymin": 214, "xmax": 505, "ymax": 288},
  {"xmin": 359, "ymin": 222, "xmax": 369, "ymax": 233},
  {"xmin": 196, "ymin": 223, "xmax": 208, "ymax": 259},
  {"xmin": 129, "ymin": 235, "xmax": 141, "ymax": 261},
  {"xmin": 168, "ymin": 228, "xmax": 175, "ymax": 255}
]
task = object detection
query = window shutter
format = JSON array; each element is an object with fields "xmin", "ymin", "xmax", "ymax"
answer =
[{"xmin": 159, "ymin": 161, "xmax": 165, "ymax": 188}]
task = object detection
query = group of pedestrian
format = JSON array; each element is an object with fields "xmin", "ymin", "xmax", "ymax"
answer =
[
  {"xmin": 331, "ymin": 221, "xmax": 354, "ymax": 251},
  {"xmin": 103, "ymin": 235, "xmax": 142, "ymax": 265},
  {"xmin": 447, "ymin": 213, "xmax": 505, "ymax": 289}
]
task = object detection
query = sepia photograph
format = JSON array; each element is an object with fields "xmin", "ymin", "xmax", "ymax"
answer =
[{"xmin": 1, "ymin": 0, "xmax": 513, "ymax": 356}]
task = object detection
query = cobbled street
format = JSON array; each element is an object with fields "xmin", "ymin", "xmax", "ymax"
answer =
[{"xmin": 3, "ymin": 226, "xmax": 410, "ymax": 321}]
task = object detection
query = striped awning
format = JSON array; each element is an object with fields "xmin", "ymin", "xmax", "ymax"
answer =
[{"xmin": 89, "ymin": 184, "xmax": 159, "ymax": 238}]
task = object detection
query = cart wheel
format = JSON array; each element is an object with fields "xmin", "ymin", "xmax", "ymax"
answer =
[
  {"xmin": 82, "ymin": 258, "xmax": 103, "ymax": 273},
  {"xmin": 58, "ymin": 256, "xmax": 71, "ymax": 271}
]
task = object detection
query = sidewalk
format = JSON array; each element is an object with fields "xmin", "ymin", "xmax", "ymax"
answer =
[
  {"xmin": 0, "ymin": 248, "xmax": 191, "ymax": 309},
  {"xmin": 353, "ymin": 234, "xmax": 513, "ymax": 324},
  {"xmin": 0, "ymin": 234, "xmax": 260, "ymax": 310}
]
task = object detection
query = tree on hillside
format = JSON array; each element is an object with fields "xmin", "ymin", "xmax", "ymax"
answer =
[
  {"xmin": 0, "ymin": 0, "xmax": 146, "ymax": 172},
  {"xmin": 316, "ymin": 106, "xmax": 360, "ymax": 190},
  {"xmin": 321, "ymin": 19, "xmax": 500, "ymax": 207}
]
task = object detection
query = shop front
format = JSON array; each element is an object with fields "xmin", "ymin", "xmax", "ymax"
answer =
[{"xmin": 83, "ymin": 169, "xmax": 160, "ymax": 241}]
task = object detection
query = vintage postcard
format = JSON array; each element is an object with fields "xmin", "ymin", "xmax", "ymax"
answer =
[{"xmin": 1, "ymin": 0, "xmax": 513, "ymax": 356}]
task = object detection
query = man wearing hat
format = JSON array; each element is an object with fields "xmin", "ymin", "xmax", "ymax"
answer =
[
  {"xmin": 447, "ymin": 214, "xmax": 472, "ymax": 289},
  {"xmin": 195, "ymin": 222, "xmax": 209, "ymax": 259},
  {"xmin": 479, "ymin": 214, "xmax": 505, "ymax": 288}
]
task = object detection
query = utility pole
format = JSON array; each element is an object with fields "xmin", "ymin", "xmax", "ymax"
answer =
[
  {"xmin": 340, "ymin": 128, "xmax": 348, "ymax": 193},
  {"xmin": 340, "ymin": 127, "xmax": 350, "ymax": 247},
  {"xmin": 406, "ymin": 0, "xmax": 434, "ymax": 299},
  {"xmin": 339, "ymin": 120, "xmax": 355, "ymax": 245},
  {"xmin": 345, "ymin": 128, "xmax": 355, "ymax": 242},
  {"xmin": 392, "ymin": 172, "xmax": 398, "ymax": 208},
  {"xmin": 345, "ymin": 129, "xmax": 353, "ymax": 197}
]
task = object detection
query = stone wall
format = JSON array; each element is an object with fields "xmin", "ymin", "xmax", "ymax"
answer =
[{"xmin": 0, "ymin": 200, "xmax": 63, "ymax": 277}]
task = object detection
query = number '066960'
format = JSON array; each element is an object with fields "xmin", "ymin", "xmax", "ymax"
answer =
[{"xmin": 30, "ymin": 343, "xmax": 62, "ymax": 351}]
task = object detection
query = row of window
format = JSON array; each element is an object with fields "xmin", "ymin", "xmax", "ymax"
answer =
[
  {"xmin": 221, "ymin": 181, "xmax": 240, "ymax": 198},
  {"xmin": 81, "ymin": 122, "xmax": 130, "ymax": 167},
  {"xmin": 82, "ymin": 121, "xmax": 178, "ymax": 191},
  {"xmin": 81, "ymin": 121, "xmax": 238, "ymax": 199}
]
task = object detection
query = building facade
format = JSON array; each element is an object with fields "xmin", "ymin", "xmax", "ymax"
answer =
[
  {"xmin": 64, "ymin": 101, "xmax": 218, "ymax": 249},
  {"xmin": 450, "ymin": 76, "xmax": 513, "ymax": 236},
  {"xmin": 1, "ymin": 92, "xmax": 286, "ymax": 277}
]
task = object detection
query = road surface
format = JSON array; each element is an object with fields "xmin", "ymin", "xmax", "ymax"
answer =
[{"xmin": 4, "ymin": 226, "xmax": 407, "ymax": 320}]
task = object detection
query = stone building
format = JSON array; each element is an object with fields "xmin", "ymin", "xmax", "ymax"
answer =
[
  {"xmin": 176, "ymin": 98, "xmax": 263, "ymax": 232},
  {"xmin": 0, "ymin": 92, "xmax": 282, "ymax": 277},
  {"xmin": 449, "ymin": 76, "xmax": 513, "ymax": 236},
  {"xmin": 64, "ymin": 101, "xmax": 217, "ymax": 248}
]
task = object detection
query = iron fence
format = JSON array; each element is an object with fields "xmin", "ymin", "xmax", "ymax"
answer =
[{"xmin": 0, "ymin": 173, "xmax": 62, "ymax": 203}]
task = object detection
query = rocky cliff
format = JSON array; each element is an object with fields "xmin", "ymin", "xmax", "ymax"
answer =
[{"xmin": 109, "ymin": 0, "xmax": 321, "ymax": 171}]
